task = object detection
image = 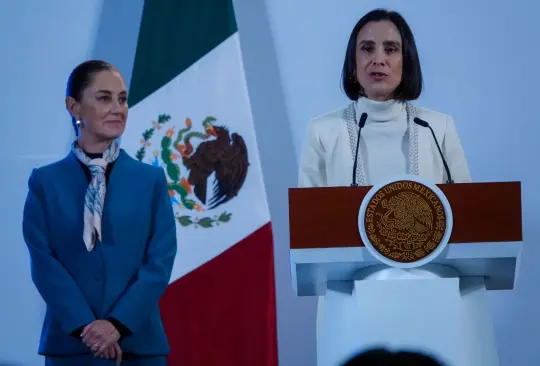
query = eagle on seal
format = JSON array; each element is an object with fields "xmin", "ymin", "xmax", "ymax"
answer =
[
  {"xmin": 182, "ymin": 125, "xmax": 249, "ymax": 209},
  {"xmin": 378, "ymin": 191, "xmax": 434, "ymax": 251}
]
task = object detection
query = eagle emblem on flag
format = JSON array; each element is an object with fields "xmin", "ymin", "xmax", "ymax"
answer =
[{"xmin": 136, "ymin": 114, "xmax": 249, "ymax": 228}]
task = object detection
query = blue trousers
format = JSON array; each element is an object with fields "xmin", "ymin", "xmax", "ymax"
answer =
[{"xmin": 44, "ymin": 355, "xmax": 167, "ymax": 366}]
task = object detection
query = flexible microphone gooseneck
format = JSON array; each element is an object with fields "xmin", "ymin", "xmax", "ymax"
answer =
[
  {"xmin": 351, "ymin": 112, "xmax": 368, "ymax": 187},
  {"xmin": 413, "ymin": 117, "xmax": 454, "ymax": 184}
]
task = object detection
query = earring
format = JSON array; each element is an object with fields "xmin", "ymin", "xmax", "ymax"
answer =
[{"xmin": 75, "ymin": 120, "xmax": 81, "ymax": 127}]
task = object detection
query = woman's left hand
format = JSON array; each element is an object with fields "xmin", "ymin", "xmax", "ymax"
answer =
[
  {"xmin": 95, "ymin": 342, "xmax": 123, "ymax": 365},
  {"xmin": 81, "ymin": 319, "xmax": 120, "ymax": 355}
]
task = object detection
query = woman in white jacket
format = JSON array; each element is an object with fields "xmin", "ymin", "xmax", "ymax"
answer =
[
  {"xmin": 297, "ymin": 8, "xmax": 472, "ymax": 365},
  {"xmin": 299, "ymin": 9, "xmax": 471, "ymax": 189}
]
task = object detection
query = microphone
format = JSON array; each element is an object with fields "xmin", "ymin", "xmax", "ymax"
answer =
[
  {"xmin": 351, "ymin": 112, "xmax": 368, "ymax": 187},
  {"xmin": 413, "ymin": 117, "xmax": 454, "ymax": 184}
]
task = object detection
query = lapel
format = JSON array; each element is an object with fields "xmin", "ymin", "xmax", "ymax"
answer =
[
  {"xmin": 64, "ymin": 149, "xmax": 134, "ymax": 196},
  {"xmin": 105, "ymin": 149, "xmax": 132, "ymax": 201},
  {"xmin": 101, "ymin": 150, "xmax": 149, "ymax": 242},
  {"xmin": 102, "ymin": 150, "xmax": 134, "ymax": 221},
  {"xmin": 65, "ymin": 151, "xmax": 89, "ymax": 185},
  {"xmin": 54, "ymin": 153, "xmax": 92, "ymax": 245},
  {"xmin": 64, "ymin": 149, "xmax": 142, "ymax": 244},
  {"xmin": 63, "ymin": 152, "xmax": 92, "ymax": 208}
]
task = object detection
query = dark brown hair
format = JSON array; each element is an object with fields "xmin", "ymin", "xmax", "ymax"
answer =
[
  {"xmin": 66, "ymin": 60, "xmax": 117, "ymax": 134},
  {"xmin": 341, "ymin": 9, "xmax": 423, "ymax": 101},
  {"xmin": 342, "ymin": 348, "xmax": 445, "ymax": 366}
]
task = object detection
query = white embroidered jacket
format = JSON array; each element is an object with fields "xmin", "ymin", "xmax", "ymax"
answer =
[{"xmin": 298, "ymin": 100, "xmax": 472, "ymax": 188}]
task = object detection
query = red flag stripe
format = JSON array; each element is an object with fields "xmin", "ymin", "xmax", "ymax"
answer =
[{"xmin": 159, "ymin": 222, "xmax": 278, "ymax": 366}]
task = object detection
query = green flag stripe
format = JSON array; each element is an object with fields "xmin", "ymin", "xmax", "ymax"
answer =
[{"xmin": 129, "ymin": 0, "xmax": 238, "ymax": 106}]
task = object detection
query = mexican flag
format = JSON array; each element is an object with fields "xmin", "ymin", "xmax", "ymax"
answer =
[{"xmin": 121, "ymin": 1, "xmax": 278, "ymax": 365}]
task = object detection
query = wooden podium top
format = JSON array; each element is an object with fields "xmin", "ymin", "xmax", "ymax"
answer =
[{"xmin": 289, "ymin": 182, "xmax": 522, "ymax": 249}]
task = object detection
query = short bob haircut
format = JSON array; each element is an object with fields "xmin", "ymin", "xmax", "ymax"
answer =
[
  {"xmin": 341, "ymin": 348, "xmax": 445, "ymax": 366},
  {"xmin": 341, "ymin": 9, "xmax": 423, "ymax": 101}
]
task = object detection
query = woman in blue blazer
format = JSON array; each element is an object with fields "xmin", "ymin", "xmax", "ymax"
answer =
[{"xmin": 22, "ymin": 60, "xmax": 177, "ymax": 365}]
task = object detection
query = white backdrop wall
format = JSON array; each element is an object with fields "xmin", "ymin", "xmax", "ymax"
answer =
[
  {"xmin": 0, "ymin": 1, "xmax": 104, "ymax": 365},
  {"xmin": 0, "ymin": 1, "xmax": 142, "ymax": 365},
  {"xmin": 233, "ymin": 1, "xmax": 317, "ymax": 365},
  {"xmin": 2, "ymin": 1, "xmax": 540, "ymax": 365}
]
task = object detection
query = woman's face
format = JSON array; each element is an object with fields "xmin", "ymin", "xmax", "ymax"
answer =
[
  {"xmin": 69, "ymin": 70, "xmax": 128, "ymax": 143},
  {"xmin": 355, "ymin": 20, "xmax": 403, "ymax": 101}
]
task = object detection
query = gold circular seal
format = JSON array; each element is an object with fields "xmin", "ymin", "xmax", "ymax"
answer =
[{"xmin": 363, "ymin": 180, "xmax": 447, "ymax": 263}]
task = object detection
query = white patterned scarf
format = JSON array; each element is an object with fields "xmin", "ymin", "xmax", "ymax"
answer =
[{"xmin": 71, "ymin": 140, "xmax": 120, "ymax": 251}]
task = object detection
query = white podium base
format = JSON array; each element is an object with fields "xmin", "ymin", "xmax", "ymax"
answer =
[{"xmin": 316, "ymin": 264, "xmax": 499, "ymax": 366}]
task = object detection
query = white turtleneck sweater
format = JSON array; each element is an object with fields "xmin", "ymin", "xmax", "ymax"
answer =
[
  {"xmin": 298, "ymin": 96, "xmax": 471, "ymax": 189},
  {"xmin": 356, "ymin": 98, "xmax": 409, "ymax": 185}
]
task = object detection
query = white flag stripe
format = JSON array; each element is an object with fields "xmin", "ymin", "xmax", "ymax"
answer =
[{"xmin": 123, "ymin": 34, "xmax": 270, "ymax": 282}]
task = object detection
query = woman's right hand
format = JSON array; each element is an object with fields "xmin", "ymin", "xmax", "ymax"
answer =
[
  {"xmin": 81, "ymin": 319, "xmax": 122, "ymax": 363},
  {"xmin": 81, "ymin": 319, "xmax": 120, "ymax": 353}
]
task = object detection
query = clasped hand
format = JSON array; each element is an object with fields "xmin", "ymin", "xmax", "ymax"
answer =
[{"xmin": 81, "ymin": 320, "xmax": 122, "ymax": 364}]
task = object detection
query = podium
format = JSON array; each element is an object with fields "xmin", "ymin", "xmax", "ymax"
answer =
[{"xmin": 288, "ymin": 175, "xmax": 522, "ymax": 366}]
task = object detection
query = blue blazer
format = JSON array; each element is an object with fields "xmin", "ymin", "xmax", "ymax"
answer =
[{"xmin": 22, "ymin": 149, "xmax": 177, "ymax": 356}]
